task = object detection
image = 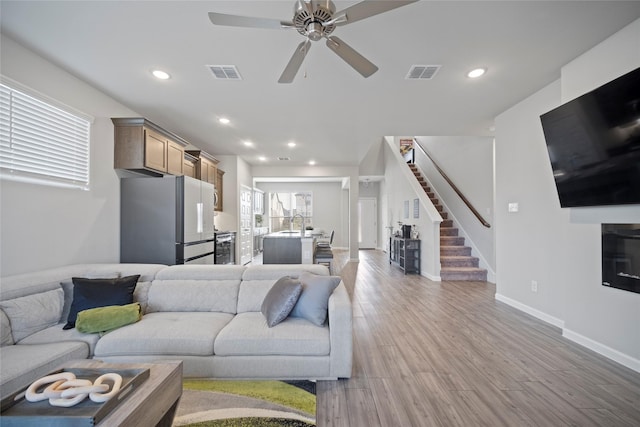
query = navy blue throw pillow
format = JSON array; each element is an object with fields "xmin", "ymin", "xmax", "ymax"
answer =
[{"xmin": 63, "ymin": 275, "xmax": 140, "ymax": 330}]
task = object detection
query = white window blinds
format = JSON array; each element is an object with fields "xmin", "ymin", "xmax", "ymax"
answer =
[{"xmin": 0, "ymin": 81, "xmax": 91, "ymax": 190}]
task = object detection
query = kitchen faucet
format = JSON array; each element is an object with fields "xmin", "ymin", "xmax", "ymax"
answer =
[{"xmin": 291, "ymin": 214, "xmax": 305, "ymax": 235}]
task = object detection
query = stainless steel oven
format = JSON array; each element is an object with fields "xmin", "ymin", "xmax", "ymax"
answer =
[{"xmin": 214, "ymin": 232, "xmax": 235, "ymax": 265}]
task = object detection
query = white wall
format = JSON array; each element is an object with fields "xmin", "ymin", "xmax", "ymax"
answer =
[
  {"xmin": 255, "ymin": 181, "xmax": 348, "ymax": 248},
  {"xmin": 382, "ymin": 137, "xmax": 442, "ymax": 280},
  {"xmin": 414, "ymin": 136, "xmax": 495, "ymax": 280},
  {"xmin": 0, "ymin": 35, "xmax": 139, "ymax": 276},
  {"xmin": 495, "ymin": 19, "xmax": 640, "ymax": 371}
]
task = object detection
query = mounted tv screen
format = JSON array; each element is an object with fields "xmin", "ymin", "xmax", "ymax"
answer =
[{"xmin": 540, "ymin": 67, "xmax": 640, "ymax": 208}]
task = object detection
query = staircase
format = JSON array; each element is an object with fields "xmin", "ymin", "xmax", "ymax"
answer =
[{"xmin": 408, "ymin": 164, "xmax": 487, "ymax": 281}]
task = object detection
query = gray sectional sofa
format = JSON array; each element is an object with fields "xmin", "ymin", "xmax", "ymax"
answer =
[{"xmin": 0, "ymin": 263, "xmax": 352, "ymax": 399}]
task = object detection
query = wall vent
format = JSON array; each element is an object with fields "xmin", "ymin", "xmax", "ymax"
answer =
[
  {"xmin": 207, "ymin": 65, "xmax": 242, "ymax": 80},
  {"xmin": 406, "ymin": 65, "xmax": 441, "ymax": 80},
  {"xmin": 277, "ymin": 157, "xmax": 291, "ymax": 161}
]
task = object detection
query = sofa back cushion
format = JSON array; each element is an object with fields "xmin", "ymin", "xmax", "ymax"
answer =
[
  {"xmin": 147, "ymin": 265, "xmax": 246, "ymax": 314},
  {"xmin": 0, "ymin": 288, "xmax": 64, "ymax": 341},
  {"xmin": 0, "ymin": 309, "xmax": 14, "ymax": 346},
  {"xmin": 1, "ymin": 264, "xmax": 165, "ymax": 319},
  {"xmin": 237, "ymin": 265, "xmax": 329, "ymax": 313}
]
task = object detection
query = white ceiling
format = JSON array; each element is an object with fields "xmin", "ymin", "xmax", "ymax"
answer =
[{"xmin": 2, "ymin": 1, "xmax": 639, "ymax": 167}]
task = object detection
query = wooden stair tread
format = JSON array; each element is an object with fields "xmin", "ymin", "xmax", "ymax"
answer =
[{"xmin": 408, "ymin": 162, "xmax": 486, "ymax": 281}]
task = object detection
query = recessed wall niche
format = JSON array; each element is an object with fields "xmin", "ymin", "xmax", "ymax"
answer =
[{"xmin": 602, "ymin": 224, "xmax": 640, "ymax": 294}]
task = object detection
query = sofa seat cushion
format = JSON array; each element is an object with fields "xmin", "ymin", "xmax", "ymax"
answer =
[
  {"xmin": 94, "ymin": 312, "xmax": 233, "ymax": 357},
  {"xmin": 18, "ymin": 323, "xmax": 100, "ymax": 356},
  {"xmin": 214, "ymin": 312, "xmax": 330, "ymax": 357},
  {"xmin": 0, "ymin": 341, "xmax": 89, "ymax": 399}
]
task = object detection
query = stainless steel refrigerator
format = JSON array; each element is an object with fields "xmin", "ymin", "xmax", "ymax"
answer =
[{"xmin": 120, "ymin": 175, "xmax": 215, "ymax": 264}]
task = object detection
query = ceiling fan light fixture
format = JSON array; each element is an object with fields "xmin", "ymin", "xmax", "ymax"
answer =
[
  {"xmin": 152, "ymin": 69, "xmax": 170, "ymax": 80},
  {"xmin": 467, "ymin": 68, "xmax": 487, "ymax": 78}
]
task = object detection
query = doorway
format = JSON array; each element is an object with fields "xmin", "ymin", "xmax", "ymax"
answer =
[{"xmin": 358, "ymin": 197, "xmax": 377, "ymax": 249}]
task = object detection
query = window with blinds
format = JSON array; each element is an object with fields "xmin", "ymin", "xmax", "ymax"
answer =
[{"xmin": 0, "ymin": 80, "xmax": 91, "ymax": 190}]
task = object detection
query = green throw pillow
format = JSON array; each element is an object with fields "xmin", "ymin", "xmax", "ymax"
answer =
[{"xmin": 76, "ymin": 303, "xmax": 141, "ymax": 334}]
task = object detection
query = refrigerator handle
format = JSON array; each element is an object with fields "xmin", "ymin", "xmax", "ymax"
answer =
[{"xmin": 197, "ymin": 202, "xmax": 203, "ymax": 233}]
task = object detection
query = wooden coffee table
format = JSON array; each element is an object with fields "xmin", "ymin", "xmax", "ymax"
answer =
[{"xmin": 64, "ymin": 359, "xmax": 183, "ymax": 427}]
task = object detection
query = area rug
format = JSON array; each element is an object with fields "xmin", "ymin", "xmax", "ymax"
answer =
[{"xmin": 172, "ymin": 379, "xmax": 316, "ymax": 427}]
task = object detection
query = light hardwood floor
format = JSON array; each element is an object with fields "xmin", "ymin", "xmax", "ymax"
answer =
[{"xmin": 316, "ymin": 249, "xmax": 640, "ymax": 426}]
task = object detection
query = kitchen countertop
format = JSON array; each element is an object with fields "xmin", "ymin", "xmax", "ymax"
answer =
[{"xmin": 265, "ymin": 231, "xmax": 315, "ymax": 239}]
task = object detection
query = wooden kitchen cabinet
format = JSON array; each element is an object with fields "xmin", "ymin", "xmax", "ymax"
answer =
[
  {"xmin": 199, "ymin": 158, "xmax": 217, "ymax": 185},
  {"xmin": 166, "ymin": 139, "xmax": 184, "ymax": 175},
  {"xmin": 215, "ymin": 168, "xmax": 224, "ymax": 211},
  {"xmin": 183, "ymin": 152, "xmax": 197, "ymax": 178},
  {"xmin": 185, "ymin": 149, "xmax": 224, "ymax": 211},
  {"xmin": 112, "ymin": 117, "xmax": 187, "ymax": 176}
]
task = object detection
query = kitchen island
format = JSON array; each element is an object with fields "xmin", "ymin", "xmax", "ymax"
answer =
[{"xmin": 262, "ymin": 231, "xmax": 316, "ymax": 264}]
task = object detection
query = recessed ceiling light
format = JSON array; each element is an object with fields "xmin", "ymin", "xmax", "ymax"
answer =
[
  {"xmin": 467, "ymin": 68, "xmax": 486, "ymax": 78},
  {"xmin": 243, "ymin": 141, "xmax": 253, "ymax": 147},
  {"xmin": 288, "ymin": 142, "xmax": 296, "ymax": 148},
  {"xmin": 152, "ymin": 70, "xmax": 170, "ymax": 80},
  {"xmin": 258, "ymin": 156, "xmax": 267, "ymax": 162},
  {"xmin": 308, "ymin": 160, "xmax": 316, "ymax": 166},
  {"xmin": 218, "ymin": 117, "xmax": 230, "ymax": 125}
]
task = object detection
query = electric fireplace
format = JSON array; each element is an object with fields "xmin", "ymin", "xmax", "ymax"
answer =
[{"xmin": 602, "ymin": 224, "xmax": 640, "ymax": 294}]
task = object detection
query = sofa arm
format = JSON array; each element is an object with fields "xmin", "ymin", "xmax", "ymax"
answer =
[{"xmin": 328, "ymin": 282, "xmax": 352, "ymax": 378}]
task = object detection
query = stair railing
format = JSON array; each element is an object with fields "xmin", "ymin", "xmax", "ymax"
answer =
[{"xmin": 412, "ymin": 139, "xmax": 491, "ymax": 228}]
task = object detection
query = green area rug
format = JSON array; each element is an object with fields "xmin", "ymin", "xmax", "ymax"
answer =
[{"xmin": 172, "ymin": 380, "xmax": 316, "ymax": 427}]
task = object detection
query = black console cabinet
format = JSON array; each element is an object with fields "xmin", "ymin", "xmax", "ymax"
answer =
[{"xmin": 390, "ymin": 237, "xmax": 421, "ymax": 274}]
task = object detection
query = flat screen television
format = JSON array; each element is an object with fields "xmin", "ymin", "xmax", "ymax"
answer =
[{"xmin": 539, "ymin": 67, "xmax": 640, "ymax": 208}]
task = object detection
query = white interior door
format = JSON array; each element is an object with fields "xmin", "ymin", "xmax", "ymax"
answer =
[
  {"xmin": 358, "ymin": 197, "xmax": 377, "ymax": 249},
  {"xmin": 240, "ymin": 185, "xmax": 253, "ymax": 265}
]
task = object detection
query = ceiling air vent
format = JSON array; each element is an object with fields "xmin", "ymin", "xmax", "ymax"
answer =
[
  {"xmin": 277, "ymin": 157, "xmax": 291, "ymax": 161},
  {"xmin": 207, "ymin": 65, "xmax": 242, "ymax": 80},
  {"xmin": 406, "ymin": 65, "xmax": 441, "ymax": 80}
]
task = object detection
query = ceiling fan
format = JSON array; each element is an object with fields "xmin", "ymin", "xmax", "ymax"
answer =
[{"xmin": 208, "ymin": 0, "xmax": 418, "ymax": 83}]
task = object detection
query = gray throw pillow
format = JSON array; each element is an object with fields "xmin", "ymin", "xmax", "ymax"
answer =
[
  {"xmin": 289, "ymin": 272, "xmax": 341, "ymax": 326},
  {"xmin": 261, "ymin": 276, "xmax": 302, "ymax": 327}
]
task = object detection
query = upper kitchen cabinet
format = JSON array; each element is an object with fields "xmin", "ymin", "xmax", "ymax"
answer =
[
  {"xmin": 183, "ymin": 152, "xmax": 198, "ymax": 178},
  {"xmin": 215, "ymin": 168, "xmax": 224, "ymax": 212},
  {"xmin": 112, "ymin": 117, "xmax": 187, "ymax": 176},
  {"xmin": 186, "ymin": 150, "xmax": 224, "ymax": 211}
]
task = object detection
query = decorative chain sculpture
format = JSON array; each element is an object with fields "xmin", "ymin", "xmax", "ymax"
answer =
[{"xmin": 24, "ymin": 372, "xmax": 123, "ymax": 407}]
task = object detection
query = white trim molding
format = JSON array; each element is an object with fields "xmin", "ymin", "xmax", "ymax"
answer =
[
  {"xmin": 563, "ymin": 328, "xmax": 640, "ymax": 373},
  {"xmin": 495, "ymin": 293, "xmax": 565, "ymax": 328},
  {"xmin": 496, "ymin": 293, "xmax": 640, "ymax": 373}
]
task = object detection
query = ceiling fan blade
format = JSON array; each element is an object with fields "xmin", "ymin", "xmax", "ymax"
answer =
[
  {"xmin": 278, "ymin": 40, "xmax": 312, "ymax": 84},
  {"xmin": 208, "ymin": 12, "xmax": 293, "ymax": 29},
  {"xmin": 325, "ymin": 36, "xmax": 378, "ymax": 78},
  {"xmin": 333, "ymin": 0, "xmax": 418, "ymax": 26}
]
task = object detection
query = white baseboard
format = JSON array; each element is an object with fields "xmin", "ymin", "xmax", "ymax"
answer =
[
  {"xmin": 424, "ymin": 272, "xmax": 441, "ymax": 281},
  {"xmin": 563, "ymin": 329, "xmax": 640, "ymax": 373},
  {"xmin": 494, "ymin": 293, "xmax": 565, "ymax": 328},
  {"xmin": 495, "ymin": 293, "xmax": 640, "ymax": 373}
]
